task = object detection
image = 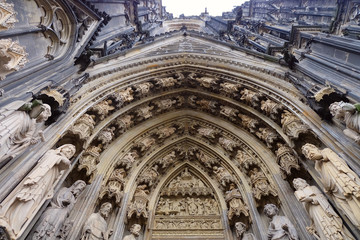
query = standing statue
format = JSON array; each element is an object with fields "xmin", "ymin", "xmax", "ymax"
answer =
[
  {"xmin": 0, "ymin": 144, "xmax": 76, "ymax": 240},
  {"xmin": 0, "ymin": 101, "xmax": 51, "ymax": 167},
  {"xmin": 329, "ymin": 101, "xmax": 360, "ymax": 144},
  {"xmin": 32, "ymin": 180, "xmax": 86, "ymax": 239},
  {"xmin": 122, "ymin": 224, "xmax": 141, "ymax": 240},
  {"xmin": 235, "ymin": 222, "xmax": 256, "ymax": 240},
  {"xmin": 302, "ymin": 143, "xmax": 360, "ymax": 228},
  {"xmin": 263, "ymin": 204, "xmax": 298, "ymax": 240},
  {"xmin": 293, "ymin": 178, "xmax": 354, "ymax": 240},
  {"xmin": 81, "ymin": 202, "xmax": 113, "ymax": 240}
]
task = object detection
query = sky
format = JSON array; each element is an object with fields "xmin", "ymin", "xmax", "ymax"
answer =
[{"xmin": 162, "ymin": 0, "xmax": 246, "ymax": 18}]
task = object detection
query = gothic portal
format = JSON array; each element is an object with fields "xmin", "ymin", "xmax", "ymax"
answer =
[{"xmin": 1, "ymin": 1, "xmax": 360, "ymax": 240}]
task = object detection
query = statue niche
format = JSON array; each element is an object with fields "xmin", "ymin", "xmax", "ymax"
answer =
[{"xmin": 152, "ymin": 168, "xmax": 224, "ymax": 239}]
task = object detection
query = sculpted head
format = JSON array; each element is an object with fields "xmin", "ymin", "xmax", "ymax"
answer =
[
  {"xmin": 99, "ymin": 202, "xmax": 112, "ymax": 218},
  {"xmin": 293, "ymin": 178, "xmax": 309, "ymax": 191},
  {"xmin": 36, "ymin": 104, "xmax": 52, "ymax": 123},
  {"xmin": 71, "ymin": 180, "xmax": 86, "ymax": 197},
  {"xmin": 130, "ymin": 224, "xmax": 141, "ymax": 236},
  {"xmin": 264, "ymin": 204, "xmax": 279, "ymax": 219},
  {"xmin": 329, "ymin": 101, "xmax": 345, "ymax": 120},
  {"xmin": 235, "ymin": 222, "xmax": 246, "ymax": 237},
  {"xmin": 301, "ymin": 143, "xmax": 322, "ymax": 161},
  {"xmin": 59, "ymin": 144, "xmax": 76, "ymax": 159}
]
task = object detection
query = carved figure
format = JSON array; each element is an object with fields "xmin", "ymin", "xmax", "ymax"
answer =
[
  {"xmin": 0, "ymin": 1, "xmax": 18, "ymax": 31},
  {"xmin": 225, "ymin": 183, "xmax": 249, "ymax": 220},
  {"xmin": 220, "ymin": 105, "xmax": 239, "ymax": 121},
  {"xmin": 135, "ymin": 105, "xmax": 154, "ymax": 121},
  {"xmin": 196, "ymin": 99, "xmax": 218, "ymax": 112},
  {"xmin": 275, "ymin": 143, "xmax": 300, "ymax": 178},
  {"xmin": 240, "ymin": 89, "xmax": 264, "ymax": 108},
  {"xmin": 156, "ymin": 151, "xmax": 176, "ymax": 168},
  {"xmin": 0, "ymin": 101, "xmax": 51, "ymax": 166},
  {"xmin": 134, "ymin": 137, "xmax": 156, "ymax": 154},
  {"xmin": 154, "ymin": 76, "xmax": 178, "ymax": 88},
  {"xmin": 261, "ymin": 99, "xmax": 285, "ymax": 120},
  {"xmin": 238, "ymin": 113, "xmax": 259, "ymax": 133},
  {"xmin": 122, "ymin": 224, "xmax": 141, "ymax": 240},
  {"xmin": 196, "ymin": 150, "xmax": 217, "ymax": 169},
  {"xmin": 97, "ymin": 127, "xmax": 115, "ymax": 148},
  {"xmin": 197, "ymin": 127, "xmax": 219, "ymax": 143},
  {"xmin": 134, "ymin": 82, "xmax": 153, "ymax": 95},
  {"xmin": 235, "ymin": 150, "xmax": 257, "ymax": 171},
  {"xmin": 155, "ymin": 126, "xmax": 177, "ymax": 140},
  {"xmin": 32, "ymin": 180, "xmax": 86, "ymax": 240},
  {"xmin": 112, "ymin": 88, "xmax": 134, "ymax": 107},
  {"xmin": 281, "ymin": 110, "xmax": 310, "ymax": 140},
  {"xmin": 249, "ymin": 168, "xmax": 278, "ymax": 202},
  {"xmin": 116, "ymin": 151, "xmax": 138, "ymax": 170},
  {"xmin": 302, "ymin": 143, "xmax": 360, "ymax": 228},
  {"xmin": 264, "ymin": 204, "xmax": 298, "ymax": 240},
  {"xmin": 213, "ymin": 166, "xmax": 234, "ymax": 187},
  {"xmin": 255, "ymin": 127, "xmax": 279, "ymax": 148},
  {"xmin": 89, "ymin": 100, "xmax": 115, "ymax": 120},
  {"xmin": 293, "ymin": 178, "xmax": 354, "ymax": 240},
  {"xmin": 0, "ymin": 144, "xmax": 76, "ymax": 239},
  {"xmin": 114, "ymin": 115, "xmax": 133, "ymax": 134},
  {"xmin": 235, "ymin": 222, "xmax": 256, "ymax": 240},
  {"xmin": 188, "ymin": 73, "xmax": 218, "ymax": 89},
  {"xmin": 329, "ymin": 101, "xmax": 360, "ymax": 144},
  {"xmin": 138, "ymin": 165, "xmax": 159, "ymax": 186},
  {"xmin": 78, "ymin": 144, "xmax": 102, "ymax": 176},
  {"xmin": 153, "ymin": 99, "xmax": 177, "ymax": 112},
  {"xmin": 219, "ymin": 137, "xmax": 239, "ymax": 153},
  {"xmin": 0, "ymin": 39, "xmax": 28, "ymax": 80},
  {"xmin": 220, "ymin": 82, "xmax": 241, "ymax": 95},
  {"xmin": 80, "ymin": 202, "xmax": 113, "ymax": 240},
  {"xmin": 188, "ymin": 95, "xmax": 198, "ymax": 108},
  {"xmin": 69, "ymin": 114, "xmax": 96, "ymax": 140},
  {"xmin": 99, "ymin": 169, "xmax": 126, "ymax": 203},
  {"xmin": 127, "ymin": 185, "xmax": 149, "ymax": 219}
]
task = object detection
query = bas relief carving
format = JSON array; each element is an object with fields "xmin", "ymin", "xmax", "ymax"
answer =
[
  {"xmin": 0, "ymin": 101, "xmax": 51, "ymax": 167},
  {"xmin": 302, "ymin": 144, "xmax": 360, "ymax": 228},
  {"xmin": 0, "ymin": 144, "xmax": 76, "ymax": 239}
]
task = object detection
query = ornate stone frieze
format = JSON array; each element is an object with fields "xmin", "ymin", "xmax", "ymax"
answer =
[
  {"xmin": 235, "ymin": 150, "xmax": 258, "ymax": 171},
  {"xmin": 238, "ymin": 113, "xmax": 259, "ymax": 134},
  {"xmin": 153, "ymin": 98, "xmax": 177, "ymax": 113},
  {"xmin": 133, "ymin": 137, "xmax": 156, "ymax": 155},
  {"xmin": 133, "ymin": 82, "xmax": 154, "ymax": 96},
  {"xmin": 153, "ymin": 74, "xmax": 181, "ymax": 88},
  {"xmin": 78, "ymin": 144, "xmax": 102, "ymax": 176},
  {"xmin": 213, "ymin": 166, "xmax": 234, "ymax": 187},
  {"xmin": 275, "ymin": 143, "xmax": 300, "ymax": 178},
  {"xmin": 255, "ymin": 127, "xmax": 279, "ymax": 148},
  {"xmin": 220, "ymin": 105, "xmax": 239, "ymax": 121},
  {"xmin": 188, "ymin": 73, "xmax": 218, "ymax": 89},
  {"xmin": 219, "ymin": 137, "xmax": 240, "ymax": 153},
  {"xmin": 195, "ymin": 150, "xmax": 218, "ymax": 169},
  {"xmin": 0, "ymin": 39, "xmax": 28, "ymax": 80},
  {"xmin": 112, "ymin": 87, "xmax": 134, "ymax": 107},
  {"xmin": 0, "ymin": 1, "xmax": 17, "ymax": 31},
  {"xmin": 135, "ymin": 104, "xmax": 154, "ymax": 121},
  {"xmin": 137, "ymin": 164, "xmax": 159, "ymax": 186},
  {"xmin": 89, "ymin": 100, "xmax": 115, "ymax": 121},
  {"xmin": 96, "ymin": 127, "xmax": 115, "ymax": 149},
  {"xmin": 240, "ymin": 89, "xmax": 264, "ymax": 108},
  {"xmin": 261, "ymin": 99, "xmax": 285, "ymax": 121},
  {"xmin": 195, "ymin": 99, "xmax": 218, "ymax": 113},
  {"xmin": 220, "ymin": 82, "xmax": 242, "ymax": 96},
  {"xmin": 249, "ymin": 168, "xmax": 278, "ymax": 206},
  {"xmin": 114, "ymin": 114, "xmax": 134, "ymax": 134},
  {"xmin": 127, "ymin": 184, "xmax": 150, "ymax": 220},
  {"xmin": 68, "ymin": 114, "xmax": 96, "ymax": 140},
  {"xmin": 155, "ymin": 151, "xmax": 176, "ymax": 169},
  {"xmin": 154, "ymin": 218, "xmax": 221, "ymax": 230},
  {"xmin": 190, "ymin": 124, "xmax": 220, "ymax": 144},
  {"xmin": 281, "ymin": 110, "xmax": 311, "ymax": 140}
]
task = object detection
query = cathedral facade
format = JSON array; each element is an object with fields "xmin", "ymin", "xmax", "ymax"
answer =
[{"xmin": 0, "ymin": 0, "xmax": 360, "ymax": 239}]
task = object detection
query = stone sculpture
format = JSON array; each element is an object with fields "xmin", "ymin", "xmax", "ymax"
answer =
[
  {"xmin": 133, "ymin": 82, "xmax": 153, "ymax": 95},
  {"xmin": 138, "ymin": 165, "xmax": 159, "ymax": 186},
  {"xmin": 281, "ymin": 110, "xmax": 310, "ymax": 140},
  {"xmin": 116, "ymin": 151, "xmax": 139, "ymax": 170},
  {"xmin": 302, "ymin": 143, "xmax": 360, "ymax": 228},
  {"xmin": 240, "ymin": 89, "xmax": 264, "ymax": 108},
  {"xmin": 0, "ymin": 39, "xmax": 28, "ymax": 80},
  {"xmin": 220, "ymin": 82, "xmax": 241, "ymax": 95},
  {"xmin": 123, "ymin": 224, "xmax": 141, "ymax": 240},
  {"xmin": 225, "ymin": 183, "xmax": 249, "ymax": 220},
  {"xmin": 255, "ymin": 127, "xmax": 279, "ymax": 148},
  {"xmin": 134, "ymin": 137, "xmax": 156, "ymax": 154},
  {"xmin": 153, "ymin": 99, "xmax": 177, "ymax": 112},
  {"xmin": 0, "ymin": 144, "xmax": 76, "ymax": 239},
  {"xmin": 0, "ymin": 101, "xmax": 51, "ymax": 166},
  {"xmin": 135, "ymin": 105, "xmax": 154, "ymax": 121},
  {"xmin": 219, "ymin": 137, "xmax": 239, "ymax": 153},
  {"xmin": 196, "ymin": 99, "xmax": 218, "ymax": 113},
  {"xmin": 329, "ymin": 101, "xmax": 360, "ymax": 144},
  {"xmin": 89, "ymin": 100, "xmax": 115, "ymax": 120},
  {"xmin": 68, "ymin": 114, "xmax": 96, "ymax": 140},
  {"xmin": 127, "ymin": 185, "xmax": 149, "ymax": 219},
  {"xmin": 249, "ymin": 168, "xmax": 278, "ymax": 203},
  {"xmin": 155, "ymin": 151, "xmax": 176, "ymax": 169},
  {"xmin": 275, "ymin": 143, "xmax": 300, "ymax": 178},
  {"xmin": 261, "ymin": 99, "xmax": 285, "ymax": 120},
  {"xmin": 80, "ymin": 202, "xmax": 113, "ymax": 240},
  {"xmin": 238, "ymin": 113, "xmax": 259, "ymax": 133},
  {"xmin": 263, "ymin": 204, "xmax": 298, "ymax": 240},
  {"xmin": 99, "ymin": 169, "xmax": 126, "ymax": 204},
  {"xmin": 293, "ymin": 178, "xmax": 354, "ymax": 240},
  {"xmin": 32, "ymin": 180, "xmax": 86, "ymax": 240},
  {"xmin": 213, "ymin": 166, "xmax": 234, "ymax": 187},
  {"xmin": 97, "ymin": 127, "xmax": 115, "ymax": 149},
  {"xmin": 235, "ymin": 222, "xmax": 256, "ymax": 240},
  {"xmin": 220, "ymin": 105, "xmax": 239, "ymax": 121},
  {"xmin": 78, "ymin": 144, "xmax": 102, "ymax": 176},
  {"xmin": 112, "ymin": 87, "xmax": 134, "ymax": 107},
  {"xmin": 235, "ymin": 150, "xmax": 257, "ymax": 171},
  {"xmin": 114, "ymin": 115, "xmax": 133, "ymax": 134}
]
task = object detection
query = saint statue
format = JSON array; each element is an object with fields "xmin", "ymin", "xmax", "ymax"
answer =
[
  {"xmin": 235, "ymin": 222, "xmax": 256, "ymax": 240},
  {"xmin": 81, "ymin": 202, "xmax": 113, "ymax": 240},
  {"xmin": 32, "ymin": 180, "xmax": 86, "ymax": 239},
  {"xmin": 293, "ymin": 178, "xmax": 354, "ymax": 240},
  {"xmin": 0, "ymin": 144, "xmax": 76, "ymax": 240},
  {"xmin": 0, "ymin": 101, "xmax": 51, "ymax": 167},
  {"xmin": 263, "ymin": 204, "xmax": 298, "ymax": 240},
  {"xmin": 122, "ymin": 224, "xmax": 141, "ymax": 240},
  {"xmin": 302, "ymin": 143, "xmax": 360, "ymax": 228}
]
